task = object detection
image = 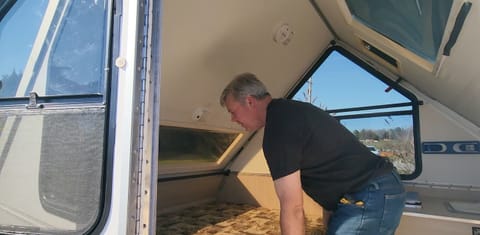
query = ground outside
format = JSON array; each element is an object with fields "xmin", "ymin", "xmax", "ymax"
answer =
[{"xmin": 157, "ymin": 202, "xmax": 326, "ymax": 235}]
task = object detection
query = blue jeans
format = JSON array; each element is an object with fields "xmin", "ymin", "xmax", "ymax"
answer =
[{"xmin": 326, "ymin": 170, "xmax": 406, "ymax": 235}]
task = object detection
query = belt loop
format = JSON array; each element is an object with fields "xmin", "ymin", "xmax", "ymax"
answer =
[{"xmin": 371, "ymin": 181, "xmax": 380, "ymax": 190}]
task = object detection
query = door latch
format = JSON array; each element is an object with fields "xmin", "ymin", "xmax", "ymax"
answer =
[{"xmin": 26, "ymin": 91, "xmax": 44, "ymax": 109}]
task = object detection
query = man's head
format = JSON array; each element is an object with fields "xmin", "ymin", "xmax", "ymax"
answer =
[{"xmin": 220, "ymin": 73, "xmax": 271, "ymax": 131}]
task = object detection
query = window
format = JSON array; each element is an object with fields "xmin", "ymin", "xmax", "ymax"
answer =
[
  {"xmin": 290, "ymin": 48, "xmax": 421, "ymax": 178},
  {"xmin": 159, "ymin": 126, "xmax": 240, "ymax": 165},
  {"xmin": 0, "ymin": 0, "xmax": 48, "ymax": 97},
  {"xmin": 345, "ymin": 0, "xmax": 453, "ymax": 63},
  {"xmin": 0, "ymin": 0, "xmax": 107, "ymax": 98},
  {"xmin": 0, "ymin": 1, "xmax": 111, "ymax": 234}
]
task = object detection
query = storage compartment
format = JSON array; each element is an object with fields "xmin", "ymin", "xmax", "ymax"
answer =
[{"xmin": 397, "ymin": 182, "xmax": 480, "ymax": 235}]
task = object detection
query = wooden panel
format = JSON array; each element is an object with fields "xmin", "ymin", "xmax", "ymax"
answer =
[
  {"xmin": 157, "ymin": 175, "xmax": 223, "ymax": 214},
  {"xmin": 217, "ymin": 173, "xmax": 323, "ymax": 218}
]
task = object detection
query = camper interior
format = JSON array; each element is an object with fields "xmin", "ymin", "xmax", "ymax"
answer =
[
  {"xmin": 156, "ymin": 0, "xmax": 479, "ymax": 234},
  {"xmin": 0, "ymin": 0, "xmax": 479, "ymax": 234}
]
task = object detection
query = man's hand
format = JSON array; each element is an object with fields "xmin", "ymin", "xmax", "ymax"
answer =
[{"xmin": 273, "ymin": 170, "xmax": 305, "ymax": 235}]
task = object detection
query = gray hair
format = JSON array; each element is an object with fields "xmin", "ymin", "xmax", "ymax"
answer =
[{"xmin": 220, "ymin": 72, "xmax": 270, "ymax": 107}]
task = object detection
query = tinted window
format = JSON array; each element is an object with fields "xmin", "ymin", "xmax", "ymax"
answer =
[
  {"xmin": 159, "ymin": 126, "xmax": 239, "ymax": 165},
  {"xmin": 0, "ymin": 0, "xmax": 108, "ymax": 98},
  {"xmin": 0, "ymin": 1, "xmax": 48, "ymax": 97},
  {"xmin": 346, "ymin": 0, "xmax": 452, "ymax": 62}
]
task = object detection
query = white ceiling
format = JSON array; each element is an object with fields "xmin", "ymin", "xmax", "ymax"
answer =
[{"xmin": 159, "ymin": 0, "xmax": 480, "ymax": 130}]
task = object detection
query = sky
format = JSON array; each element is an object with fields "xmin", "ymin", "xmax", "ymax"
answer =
[
  {"xmin": 292, "ymin": 51, "xmax": 413, "ymax": 131},
  {"xmin": 293, "ymin": 51, "xmax": 408, "ymax": 109}
]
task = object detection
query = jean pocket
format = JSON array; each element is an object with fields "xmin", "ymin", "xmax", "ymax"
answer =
[{"xmin": 380, "ymin": 191, "xmax": 406, "ymax": 233}]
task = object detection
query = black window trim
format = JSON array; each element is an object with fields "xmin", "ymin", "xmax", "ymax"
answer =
[{"xmin": 0, "ymin": 94, "xmax": 104, "ymax": 109}]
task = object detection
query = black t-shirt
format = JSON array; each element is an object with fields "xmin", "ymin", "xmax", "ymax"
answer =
[{"xmin": 263, "ymin": 99, "xmax": 392, "ymax": 211}]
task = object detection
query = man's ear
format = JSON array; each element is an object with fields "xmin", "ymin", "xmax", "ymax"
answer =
[{"xmin": 245, "ymin": 95, "xmax": 255, "ymax": 108}]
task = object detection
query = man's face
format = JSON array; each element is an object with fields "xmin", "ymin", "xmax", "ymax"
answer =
[{"xmin": 224, "ymin": 94, "xmax": 260, "ymax": 131}]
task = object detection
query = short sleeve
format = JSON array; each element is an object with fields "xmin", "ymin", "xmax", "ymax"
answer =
[{"xmin": 262, "ymin": 101, "xmax": 307, "ymax": 180}]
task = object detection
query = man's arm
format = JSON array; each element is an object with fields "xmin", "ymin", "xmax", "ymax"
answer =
[{"xmin": 273, "ymin": 170, "xmax": 305, "ymax": 235}]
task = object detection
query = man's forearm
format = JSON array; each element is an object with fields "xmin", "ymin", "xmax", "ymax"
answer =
[{"xmin": 280, "ymin": 206, "xmax": 305, "ymax": 235}]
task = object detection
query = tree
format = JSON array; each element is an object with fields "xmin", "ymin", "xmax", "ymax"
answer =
[
  {"xmin": 303, "ymin": 78, "xmax": 316, "ymax": 104},
  {"xmin": 353, "ymin": 130, "xmax": 360, "ymax": 139},
  {"xmin": 302, "ymin": 78, "xmax": 327, "ymax": 110}
]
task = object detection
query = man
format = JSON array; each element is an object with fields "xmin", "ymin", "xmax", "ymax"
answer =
[{"xmin": 220, "ymin": 72, "xmax": 406, "ymax": 235}]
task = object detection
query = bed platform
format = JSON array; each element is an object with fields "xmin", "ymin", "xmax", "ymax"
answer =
[{"xmin": 156, "ymin": 203, "xmax": 325, "ymax": 235}]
